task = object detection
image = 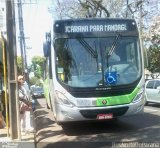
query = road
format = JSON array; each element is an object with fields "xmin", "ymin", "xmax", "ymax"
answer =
[{"xmin": 34, "ymin": 98, "xmax": 160, "ymax": 148}]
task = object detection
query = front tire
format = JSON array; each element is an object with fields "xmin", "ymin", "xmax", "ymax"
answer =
[{"xmin": 145, "ymin": 101, "xmax": 148, "ymax": 106}]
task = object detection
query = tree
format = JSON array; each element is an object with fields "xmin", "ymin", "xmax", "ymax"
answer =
[
  {"xmin": 49, "ymin": 0, "xmax": 83, "ymax": 19},
  {"xmin": 17, "ymin": 56, "xmax": 23, "ymax": 75},
  {"xmin": 146, "ymin": 16, "xmax": 160, "ymax": 75},
  {"xmin": 31, "ymin": 56, "xmax": 45, "ymax": 79},
  {"xmin": 78, "ymin": 0, "xmax": 110, "ymax": 17},
  {"xmin": 29, "ymin": 76, "xmax": 43, "ymax": 87},
  {"xmin": 50, "ymin": 0, "xmax": 124, "ymax": 19}
]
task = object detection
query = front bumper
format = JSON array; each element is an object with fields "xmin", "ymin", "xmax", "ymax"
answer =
[{"xmin": 55, "ymin": 97, "xmax": 145, "ymax": 123}]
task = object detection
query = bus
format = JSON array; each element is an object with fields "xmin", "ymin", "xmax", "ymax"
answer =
[{"xmin": 43, "ymin": 18, "xmax": 146, "ymax": 125}]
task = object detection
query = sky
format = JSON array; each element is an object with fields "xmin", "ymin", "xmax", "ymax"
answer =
[{"xmin": 16, "ymin": 0, "xmax": 52, "ymax": 64}]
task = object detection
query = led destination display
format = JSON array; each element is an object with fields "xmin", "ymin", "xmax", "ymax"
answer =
[
  {"xmin": 54, "ymin": 18, "xmax": 137, "ymax": 34},
  {"xmin": 65, "ymin": 24, "xmax": 127, "ymax": 33}
]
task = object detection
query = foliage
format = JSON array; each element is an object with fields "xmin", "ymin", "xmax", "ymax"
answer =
[
  {"xmin": 147, "ymin": 16, "xmax": 160, "ymax": 47},
  {"xmin": 29, "ymin": 76, "xmax": 43, "ymax": 87},
  {"xmin": 17, "ymin": 56, "xmax": 45, "ymax": 86},
  {"xmin": 50, "ymin": 0, "xmax": 124, "ymax": 19},
  {"xmin": 146, "ymin": 16, "xmax": 160, "ymax": 74},
  {"xmin": 147, "ymin": 46, "xmax": 160, "ymax": 73},
  {"xmin": 31, "ymin": 56, "xmax": 45, "ymax": 79},
  {"xmin": 17, "ymin": 56, "xmax": 23, "ymax": 75}
]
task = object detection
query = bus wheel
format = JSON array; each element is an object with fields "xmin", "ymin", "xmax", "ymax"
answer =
[
  {"xmin": 59, "ymin": 123, "xmax": 70, "ymax": 131},
  {"xmin": 145, "ymin": 101, "xmax": 148, "ymax": 106}
]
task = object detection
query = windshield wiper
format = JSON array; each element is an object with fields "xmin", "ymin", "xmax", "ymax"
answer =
[
  {"xmin": 77, "ymin": 38, "xmax": 98, "ymax": 58},
  {"xmin": 107, "ymin": 34, "xmax": 121, "ymax": 57}
]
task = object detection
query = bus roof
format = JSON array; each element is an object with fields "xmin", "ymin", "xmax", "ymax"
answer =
[{"xmin": 53, "ymin": 18, "xmax": 138, "ymax": 36}]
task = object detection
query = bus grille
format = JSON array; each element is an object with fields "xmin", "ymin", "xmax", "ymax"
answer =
[{"xmin": 79, "ymin": 107, "xmax": 129, "ymax": 119}]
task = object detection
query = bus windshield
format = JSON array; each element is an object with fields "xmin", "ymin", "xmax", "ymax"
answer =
[{"xmin": 55, "ymin": 36, "xmax": 142, "ymax": 87}]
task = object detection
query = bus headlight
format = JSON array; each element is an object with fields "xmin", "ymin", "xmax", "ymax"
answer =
[
  {"xmin": 132, "ymin": 87, "xmax": 145, "ymax": 103},
  {"xmin": 55, "ymin": 91, "xmax": 75, "ymax": 107}
]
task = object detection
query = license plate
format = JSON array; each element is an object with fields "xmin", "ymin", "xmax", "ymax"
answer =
[{"xmin": 97, "ymin": 113, "xmax": 113, "ymax": 120}]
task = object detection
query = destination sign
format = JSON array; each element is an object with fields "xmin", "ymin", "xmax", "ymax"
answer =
[
  {"xmin": 54, "ymin": 19, "xmax": 138, "ymax": 35},
  {"xmin": 64, "ymin": 24, "xmax": 127, "ymax": 33}
]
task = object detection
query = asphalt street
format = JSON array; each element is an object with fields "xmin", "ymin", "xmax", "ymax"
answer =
[{"xmin": 34, "ymin": 98, "xmax": 160, "ymax": 148}]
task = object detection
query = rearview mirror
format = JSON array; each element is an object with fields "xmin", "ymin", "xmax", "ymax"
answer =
[
  {"xmin": 43, "ymin": 32, "xmax": 51, "ymax": 57},
  {"xmin": 43, "ymin": 42, "xmax": 50, "ymax": 57}
]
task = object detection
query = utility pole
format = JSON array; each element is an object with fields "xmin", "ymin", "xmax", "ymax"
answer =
[
  {"xmin": 6, "ymin": 0, "xmax": 21, "ymax": 140},
  {"xmin": 17, "ymin": 0, "xmax": 27, "ymax": 73},
  {"xmin": 16, "ymin": 0, "xmax": 37, "ymax": 85}
]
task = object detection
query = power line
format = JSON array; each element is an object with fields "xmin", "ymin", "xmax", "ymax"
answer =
[{"xmin": 17, "ymin": 0, "xmax": 26, "ymax": 73}]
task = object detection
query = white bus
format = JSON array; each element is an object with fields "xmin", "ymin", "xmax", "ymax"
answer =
[{"xmin": 43, "ymin": 18, "xmax": 146, "ymax": 125}]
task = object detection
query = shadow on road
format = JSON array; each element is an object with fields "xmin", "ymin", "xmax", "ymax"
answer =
[
  {"xmin": 34, "ymin": 98, "xmax": 55, "ymax": 132},
  {"xmin": 50, "ymin": 112, "xmax": 159, "ymax": 147},
  {"xmin": 35, "ymin": 98, "xmax": 160, "ymax": 147},
  {"xmin": 39, "ymin": 142, "xmax": 112, "ymax": 148},
  {"xmin": 145, "ymin": 103, "xmax": 160, "ymax": 108}
]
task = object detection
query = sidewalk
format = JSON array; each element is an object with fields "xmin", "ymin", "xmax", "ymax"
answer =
[{"xmin": 0, "ymin": 112, "xmax": 35, "ymax": 148}]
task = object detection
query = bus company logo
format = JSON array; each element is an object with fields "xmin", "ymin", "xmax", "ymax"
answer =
[{"xmin": 102, "ymin": 100, "xmax": 107, "ymax": 105}]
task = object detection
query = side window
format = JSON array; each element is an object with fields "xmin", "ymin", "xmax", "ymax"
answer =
[
  {"xmin": 154, "ymin": 80, "xmax": 160, "ymax": 89},
  {"xmin": 146, "ymin": 81, "xmax": 154, "ymax": 89}
]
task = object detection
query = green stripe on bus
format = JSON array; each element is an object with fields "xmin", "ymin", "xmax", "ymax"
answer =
[{"xmin": 96, "ymin": 87, "xmax": 139, "ymax": 106}]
